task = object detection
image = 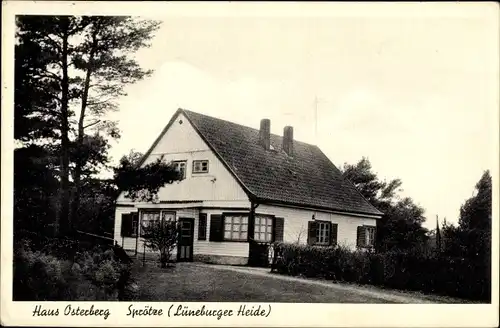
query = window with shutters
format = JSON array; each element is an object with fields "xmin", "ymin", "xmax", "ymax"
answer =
[
  {"xmin": 223, "ymin": 215, "xmax": 248, "ymax": 241},
  {"xmin": 172, "ymin": 160, "xmax": 187, "ymax": 179},
  {"xmin": 198, "ymin": 214, "xmax": 207, "ymax": 240},
  {"xmin": 308, "ymin": 220, "xmax": 337, "ymax": 246},
  {"xmin": 365, "ymin": 226, "xmax": 376, "ymax": 247},
  {"xmin": 254, "ymin": 215, "xmax": 273, "ymax": 242},
  {"xmin": 315, "ymin": 221, "xmax": 331, "ymax": 245},
  {"xmin": 357, "ymin": 225, "xmax": 376, "ymax": 248},
  {"xmin": 192, "ymin": 160, "xmax": 209, "ymax": 174}
]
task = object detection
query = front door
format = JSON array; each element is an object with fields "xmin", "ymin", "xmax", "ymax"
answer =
[{"xmin": 177, "ymin": 218, "xmax": 194, "ymax": 262}]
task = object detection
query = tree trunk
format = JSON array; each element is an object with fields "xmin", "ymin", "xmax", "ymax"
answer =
[
  {"xmin": 72, "ymin": 28, "xmax": 98, "ymax": 230},
  {"xmin": 160, "ymin": 249, "xmax": 167, "ymax": 268},
  {"xmin": 58, "ymin": 18, "xmax": 71, "ymax": 237}
]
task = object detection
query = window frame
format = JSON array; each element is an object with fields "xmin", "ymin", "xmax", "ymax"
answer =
[
  {"xmin": 131, "ymin": 219, "xmax": 138, "ymax": 237},
  {"xmin": 222, "ymin": 213, "xmax": 249, "ymax": 242},
  {"xmin": 254, "ymin": 214, "xmax": 274, "ymax": 242},
  {"xmin": 315, "ymin": 220, "xmax": 331, "ymax": 246},
  {"xmin": 192, "ymin": 160, "xmax": 209, "ymax": 174},
  {"xmin": 172, "ymin": 160, "xmax": 187, "ymax": 179}
]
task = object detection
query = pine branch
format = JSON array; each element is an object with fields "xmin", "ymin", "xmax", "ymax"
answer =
[{"xmin": 83, "ymin": 120, "xmax": 101, "ymax": 130}]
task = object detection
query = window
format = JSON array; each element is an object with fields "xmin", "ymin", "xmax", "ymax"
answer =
[
  {"xmin": 193, "ymin": 160, "xmax": 209, "ymax": 174},
  {"xmin": 140, "ymin": 210, "xmax": 175, "ymax": 236},
  {"xmin": 198, "ymin": 214, "xmax": 207, "ymax": 240},
  {"xmin": 365, "ymin": 226, "xmax": 376, "ymax": 247},
  {"xmin": 173, "ymin": 161, "xmax": 187, "ymax": 179},
  {"xmin": 223, "ymin": 215, "xmax": 248, "ymax": 241},
  {"xmin": 315, "ymin": 221, "xmax": 331, "ymax": 245},
  {"xmin": 357, "ymin": 225, "xmax": 376, "ymax": 248},
  {"xmin": 141, "ymin": 211, "xmax": 160, "ymax": 236},
  {"xmin": 254, "ymin": 215, "xmax": 273, "ymax": 242},
  {"xmin": 308, "ymin": 221, "xmax": 337, "ymax": 246},
  {"xmin": 162, "ymin": 211, "xmax": 175, "ymax": 222}
]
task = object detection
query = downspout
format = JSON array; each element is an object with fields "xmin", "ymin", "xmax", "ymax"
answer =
[
  {"xmin": 248, "ymin": 199, "xmax": 260, "ymax": 242},
  {"xmin": 135, "ymin": 211, "xmax": 140, "ymax": 257},
  {"xmin": 135, "ymin": 231, "xmax": 139, "ymax": 256}
]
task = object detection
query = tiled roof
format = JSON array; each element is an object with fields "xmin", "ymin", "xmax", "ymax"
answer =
[{"xmin": 179, "ymin": 109, "xmax": 383, "ymax": 217}]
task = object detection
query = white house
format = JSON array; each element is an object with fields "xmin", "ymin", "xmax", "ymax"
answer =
[{"xmin": 114, "ymin": 108, "xmax": 383, "ymax": 265}]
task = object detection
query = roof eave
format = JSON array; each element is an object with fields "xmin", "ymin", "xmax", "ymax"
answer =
[{"xmin": 255, "ymin": 196, "xmax": 384, "ymax": 218}]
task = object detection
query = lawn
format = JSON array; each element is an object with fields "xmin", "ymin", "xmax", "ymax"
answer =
[{"xmin": 126, "ymin": 261, "xmax": 467, "ymax": 303}]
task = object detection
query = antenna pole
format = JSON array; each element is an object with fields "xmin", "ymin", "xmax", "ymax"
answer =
[{"xmin": 314, "ymin": 96, "xmax": 318, "ymax": 143}]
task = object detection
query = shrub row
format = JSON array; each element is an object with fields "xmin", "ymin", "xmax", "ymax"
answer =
[
  {"xmin": 271, "ymin": 242, "xmax": 490, "ymax": 301},
  {"xmin": 13, "ymin": 238, "xmax": 132, "ymax": 301}
]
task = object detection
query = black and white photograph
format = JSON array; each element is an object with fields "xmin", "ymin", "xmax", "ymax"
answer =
[{"xmin": 1, "ymin": 1, "xmax": 498, "ymax": 327}]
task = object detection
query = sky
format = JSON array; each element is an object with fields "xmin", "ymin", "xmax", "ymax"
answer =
[{"xmin": 102, "ymin": 5, "xmax": 498, "ymax": 229}]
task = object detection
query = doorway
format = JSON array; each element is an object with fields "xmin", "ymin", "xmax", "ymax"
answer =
[{"xmin": 177, "ymin": 217, "xmax": 194, "ymax": 262}]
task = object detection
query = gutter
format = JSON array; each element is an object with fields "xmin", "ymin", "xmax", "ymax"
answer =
[{"xmin": 254, "ymin": 197, "xmax": 383, "ymax": 219}]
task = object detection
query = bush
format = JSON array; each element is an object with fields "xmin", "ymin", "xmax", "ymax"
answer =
[
  {"xmin": 13, "ymin": 244, "xmax": 74, "ymax": 300},
  {"xmin": 13, "ymin": 239, "xmax": 132, "ymax": 301},
  {"xmin": 272, "ymin": 242, "xmax": 490, "ymax": 301}
]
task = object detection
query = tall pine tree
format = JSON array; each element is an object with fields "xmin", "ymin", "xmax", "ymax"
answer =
[{"xmin": 15, "ymin": 16, "xmax": 161, "ymax": 236}]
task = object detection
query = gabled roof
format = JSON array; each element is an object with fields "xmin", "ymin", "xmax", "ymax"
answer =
[{"xmin": 140, "ymin": 108, "xmax": 383, "ymax": 217}]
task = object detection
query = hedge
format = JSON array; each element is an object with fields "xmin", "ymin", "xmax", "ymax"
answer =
[
  {"xmin": 13, "ymin": 237, "xmax": 133, "ymax": 301},
  {"xmin": 271, "ymin": 242, "xmax": 490, "ymax": 301}
]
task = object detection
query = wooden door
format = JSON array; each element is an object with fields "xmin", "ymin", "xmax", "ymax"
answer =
[{"xmin": 177, "ymin": 218, "xmax": 194, "ymax": 262}]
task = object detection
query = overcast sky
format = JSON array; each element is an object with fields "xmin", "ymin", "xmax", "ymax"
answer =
[{"xmin": 101, "ymin": 5, "xmax": 499, "ymax": 229}]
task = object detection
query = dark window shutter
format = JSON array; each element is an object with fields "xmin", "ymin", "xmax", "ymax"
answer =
[
  {"xmin": 209, "ymin": 214, "xmax": 223, "ymax": 241},
  {"xmin": 356, "ymin": 226, "xmax": 366, "ymax": 248},
  {"xmin": 330, "ymin": 223, "xmax": 338, "ymax": 246},
  {"xmin": 198, "ymin": 213, "xmax": 207, "ymax": 240},
  {"xmin": 307, "ymin": 221, "xmax": 317, "ymax": 245},
  {"xmin": 273, "ymin": 217, "xmax": 285, "ymax": 242},
  {"xmin": 121, "ymin": 213, "xmax": 132, "ymax": 237}
]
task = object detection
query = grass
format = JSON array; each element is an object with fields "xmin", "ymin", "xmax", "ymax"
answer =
[{"xmin": 126, "ymin": 261, "xmax": 450, "ymax": 303}]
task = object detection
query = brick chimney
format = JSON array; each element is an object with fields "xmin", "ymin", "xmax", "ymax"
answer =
[
  {"xmin": 259, "ymin": 118, "xmax": 271, "ymax": 150},
  {"xmin": 283, "ymin": 126, "xmax": 294, "ymax": 156}
]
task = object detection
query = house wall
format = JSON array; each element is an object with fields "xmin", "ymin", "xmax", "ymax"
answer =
[
  {"xmin": 114, "ymin": 202, "xmax": 378, "ymax": 264},
  {"xmin": 256, "ymin": 204, "xmax": 378, "ymax": 250},
  {"xmin": 114, "ymin": 206, "xmax": 138, "ymax": 251},
  {"xmin": 116, "ymin": 112, "xmax": 248, "ymax": 203},
  {"xmin": 194, "ymin": 209, "xmax": 250, "ymax": 264},
  {"xmin": 114, "ymin": 206, "xmax": 199, "ymax": 256},
  {"xmin": 113, "ymin": 205, "xmax": 251, "ymax": 264}
]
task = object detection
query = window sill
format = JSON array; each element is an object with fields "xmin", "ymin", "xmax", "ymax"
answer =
[
  {"xmin": 357, "ymin": 245, "xmax": 375, "ymax": 249},
  {"xmin": 253, "ymin": 239, "xmax": 273, "ymax": 244}
]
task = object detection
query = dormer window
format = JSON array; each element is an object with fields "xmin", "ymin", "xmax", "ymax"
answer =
[
  {"xmin": 193, "ymin": 160, "xmax": 209, "ymax": 174},
  {"xmin": 173, "ymin": 160, "xmax": 187, "ymax": 179}
]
